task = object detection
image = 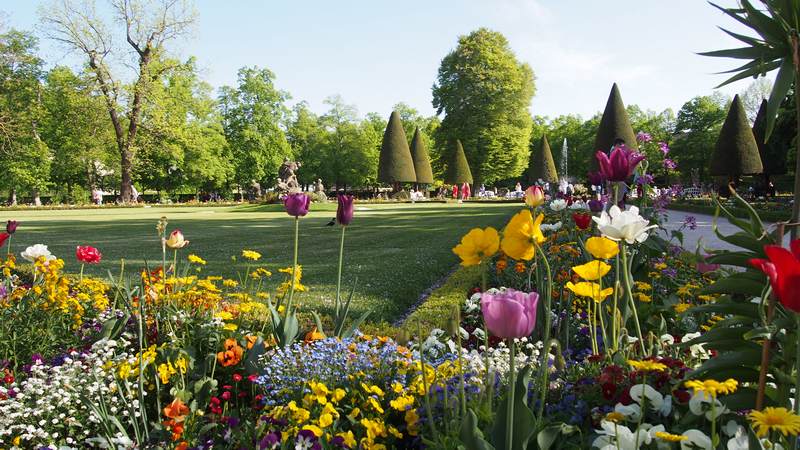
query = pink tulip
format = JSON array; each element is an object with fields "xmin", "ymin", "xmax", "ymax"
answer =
[
  {"xmin": 524, "ymin": 185, "xmax": 545, "ymax": 207},
  {"xmin": 284, "ymin": 193, "xmax": 311, "ymax": 217},
  {"xmin": 481, "ymin": 289, "xmax": 539, "ymax": 339},
  {"xmin": 76, "ymin": 245, "xmax": 102, "ymax": 264},
  {"xmin": 595, "ymin": 144, "xmax": 646, "ymax": 182}
]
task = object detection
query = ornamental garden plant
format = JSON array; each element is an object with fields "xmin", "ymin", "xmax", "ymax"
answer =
[{"xmin": 1, "ymin": 151, "xmax": 800, "ymax": 449}]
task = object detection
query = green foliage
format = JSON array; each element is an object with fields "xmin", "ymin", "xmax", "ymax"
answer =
[
  {"xmin": 527, "ymin": 134, "xmax": 558, "ymax": 183},
  {"xmin": 432, "ymin": 28, "xmax": 535, "ymax": 184},
  {"xmin": 710, "ymin": 95, "xmax": 763, "ymax": 176},
  {"xmin": 530, "ymin": 114, "xmax": 599, "ymax": 182},
  {"xmin": 671, "ymin": 94, "xmax": 729, "ymax": 182},
  {"xmin": 378, "ymin": 110, "xmax": 416, "ymax": 184},
  {"xmin": 753, "ymin": 94, "xmax": 795, "ymax": 178},
  {"xmin": 401, "ymin": 264, "xmax": 482, "ymax": 336},
  {"xmin": 445, "ymin": 140, "xmax": 473, "ymax": 184},
  {"xmin": 219, "ymin": 66, "xmax": 291, "ymax": 188},
  {"xmin": 592, "ymin": 83, "xmax": 637, "ymax": 170},
  {"xmin": 410, "ymin": 127, "xmax": 434, "ymax": 185}
]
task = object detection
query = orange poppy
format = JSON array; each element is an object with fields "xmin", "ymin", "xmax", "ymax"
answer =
[{"xmin": 163, "ymin": 398, "xmax": 190, "ymax": 422}]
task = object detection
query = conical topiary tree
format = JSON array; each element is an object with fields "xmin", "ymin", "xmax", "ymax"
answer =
[
  {"xmin": 710, "ymin": 94, "xmax": 763, "ymax": 179},
  {"xmin": 592, "ymin": 83, "xmax": 638, "ymax": 170},
  {"xmin": 445, "ymin": 139, "xmax": 473, "ymax": 184},
  {"xmin": 378, "ymin": 111, "xmax": 416, "ymax": 188},
  {"xmin": 410, "ymin": 127, "xmax": 433, "ymax": 186},
  {"xmin": 752, "ymin": 98, "xmax": 789, "ymax": 187},
  {"xmin": 528, "ymin": 134, "xmax": 559, "ymax": 184}
]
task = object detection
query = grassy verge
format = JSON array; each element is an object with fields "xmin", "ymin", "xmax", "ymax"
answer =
[{"xmin": 1, "ymin": 202, "xmax": 515, "ymax": 324}]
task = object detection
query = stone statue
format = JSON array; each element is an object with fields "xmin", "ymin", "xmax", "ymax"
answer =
[
  {"xmin": 277, "ymin": 157, "xmax": 302, "ymax": 194},
  {"xmin": 314, "ymin": 178, "xmax": 327, "ymax": 201}
]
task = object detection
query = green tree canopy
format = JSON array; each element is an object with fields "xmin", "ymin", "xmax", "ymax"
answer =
[
  {"xmin": 670, "ymin": 94, "xmax": 728, "ymax": 182},
  {"xmin": 378, "ymin": 110, "xmax": 416, "ymax": 184},
  {"xmin": 410, "ymin": 127, "xmax": 434, "ymax": 185},
  {"xmin": 528, "ymin": 134, "xmax": 558, "ymax": 184},
  {"xmin": 432, "ymin": 28, "xmax": 534, "ymax": 184},
  {"xmin": 710, "ymin": 94, "xmax": 763, "ymax": 177},
  {"xmin": 592, "ymin": 83, "xmax": 637, "ymax": 170},
  {"xmin": 445, "ymin": 139, "xmax": 473, "ymax": 184}
]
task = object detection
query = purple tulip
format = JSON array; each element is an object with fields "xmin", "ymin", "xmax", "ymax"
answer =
[
  {"xmin": 588, "ymin": 198, "xmax": 605, "ymax": 213},
  {"xmin": 283, "ymin": 193, "xmax": 310, "ymax": 217},
  {"xmin": 6, "ymin": 220, "xmax": 17, "ymax": 234},
  {"xmin": 595, "ymin": 144, "xmax": 646, "ymax": 182},
  {"xmin": 480, "ymin": 289, "xmax": 539, "ymax": 339},
  {"xmin": 587, "ymin": 171, "xmax": 606, "ymax": 186},
  {"xmin": 336, "ymin": 194, "xmax": 354, "ymax": 226},
  {"xmin": 697, "ymin": 255, "xmax": 719, "ymax": 274}
]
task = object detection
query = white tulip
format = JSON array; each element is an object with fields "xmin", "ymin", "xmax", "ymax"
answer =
[
  {"xmin": 549, "ymin": 199, "xmax": 567, "ymax": 211},
  {"xmin": 21, "ymin": 244, "xmax": 56, "ymax": 263},
  {"xmin": 592, "ymin": 205, "xmax": 658, "ymax": 244}
]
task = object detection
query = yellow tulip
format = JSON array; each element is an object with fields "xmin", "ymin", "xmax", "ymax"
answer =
[
  {"xmin": 585, "ymin": 236, "xmax": 619, "ymax": 259},
  {"xmin": 572, "ymin": 260, "xmax": 611, "ymax": 281},
  {"xmin": 165, "ymin": 229, "xmax": 189, "ymax": 249},
  {"xmin": 452, "ymin": 227, "xmax": 500, "ymax": 266},
  {"xmin": 500, "ymin": 210, "xmax": 545, "ymax": 261},
  {"xmin": 566, "ymin": 281, "xmax": 614, "ymax": 302}
]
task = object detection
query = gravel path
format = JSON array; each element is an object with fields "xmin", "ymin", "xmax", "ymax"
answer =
[{"xmin": 659, "ymin": 209, "xmax": 787, "ymax": 252}]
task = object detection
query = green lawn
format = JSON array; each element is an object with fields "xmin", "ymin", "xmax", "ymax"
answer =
[{"xmin": 1, "ymin": 202, "xmax": 518, "ymax": 322}]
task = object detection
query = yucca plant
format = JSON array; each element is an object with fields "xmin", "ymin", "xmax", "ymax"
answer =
[{"xmin": 700, "ymin": 0, "xmax": 800, "ymax": 237}]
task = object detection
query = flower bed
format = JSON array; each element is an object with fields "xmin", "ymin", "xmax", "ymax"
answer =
[{"xmin": 0, "ymin": 178, "xmax": 799, "ymax": 449}]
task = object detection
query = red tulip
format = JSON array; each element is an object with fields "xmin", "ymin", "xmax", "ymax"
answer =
[
  {"xmin": 0, "ymin": 232, "xmax": 8, "ymax": 248},
  {"xmin": 573, "ymin": 213, "xmax": 592, "ymax": 230},
  {"xmin": 76, "ymin": 245, "xmax": 102, "ymax": 264},
  {"xmin": 749, "ymin": 240, "xmax": 800, "ymax": 312},
  {"xmin": 6, "ymin": 220, "xmax": 18, "ymax": 234}
]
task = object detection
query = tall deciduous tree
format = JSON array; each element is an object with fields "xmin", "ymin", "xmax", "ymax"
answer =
[
  {"xmin": 670, "ymin": 94, "xmax": 729, "ymax": 182},
  {"xmin": 321, "ymin": 96, "xmax": 380, "ymax": 190},
  {"xmin": 432, "ymin": 28, "xmax": 535, "ymax": 184},
  {"xmin": 41, "ymin": 65, "xmax": 116, "ymax": 201},
  {"xmin": 0, "ymin": 29, "xmax": 50, "ymax": 205},
  {"xmin": 219, "ymin": 66, "xmax": 291, "ymax": 190},
  {"xmin": 40, "ymin": 0, "xmax": 196, "ymax": 202}
]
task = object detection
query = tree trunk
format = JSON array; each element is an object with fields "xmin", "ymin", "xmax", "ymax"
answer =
[
  {"xmin": 7, "ymin": 189, "xmax": 16, "ymax": 206},
  {"xmin": 32, "ymin": 189, "xmax": 41, "ymax": 206},
  {"xmin": 792, "ymin": 66, "xmax": 800, "ymax": 240}
]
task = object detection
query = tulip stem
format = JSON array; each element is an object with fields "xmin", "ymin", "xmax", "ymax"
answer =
[
  {"xmin": 79, "ymin": 263, "xmax": 84, "ymax": 282},
  {"xmin": 621, "ymin": 244, "xmax": 645, "ymax": 356},
  {"xmin": 286, "ymin": 216, "xmax": 299, "ymax": 316},
  {"xmin": 506, "ymin": 337, "xmax": 516, "ymax": 450},
  {"xmin": 612, "ymin": 252, "xmax": 620, "ymax": 353},
  {"xmin": 535, "ymin": 242, "xmax": 553, "ymax": 425},
  {"xmin": 335, "ymin": 225, "xmax": 346, "ymax": 318}
]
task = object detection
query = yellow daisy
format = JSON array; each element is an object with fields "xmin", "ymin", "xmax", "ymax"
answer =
[{"xmin": 748, "ymin": 407, "xmax": 800, "ymax": 437}]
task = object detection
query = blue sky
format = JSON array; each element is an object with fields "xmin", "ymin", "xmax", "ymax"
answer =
[{"xmin": 5, "ymin": 0, "xmax": 768, "ymax": 120}]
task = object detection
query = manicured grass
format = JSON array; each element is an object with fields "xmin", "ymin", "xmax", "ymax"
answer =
[{"xmin": 1, "ymin": 202, "xmax": 518, "ymax": 322}]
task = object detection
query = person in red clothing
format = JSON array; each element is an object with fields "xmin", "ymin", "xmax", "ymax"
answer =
[
  {"xmin": 461, "ymin": 182, "xmax": 471, "ymax": 200},
  {"xmin": 452, "ymin": 184, "xmax": 459, "ymax": 199}
]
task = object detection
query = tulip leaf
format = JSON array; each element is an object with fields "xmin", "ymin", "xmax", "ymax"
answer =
[
  {"xmin": 687, "ymin": 301, "xmax": 759, "ymax": 318},
  {"xmin": 705, "ymin": 251, "xmax": 757, "ymax": 267},
  {"xmin": 459, "ymin": 409, "xmax": 495, "ymax": 450},
  {"xmin": 538, "ymin": 423, "xmax": 578, "ymax": 450},
  {"xmin": 491, "ymin": 366, "xmax": 537, "ymax": 450},
  {"xmin": 701, "ymin": 271, "xmax": 767, "ymax": 296},
  {"xmin": 689, "ymin": 348, "xmax": 762, "ymax": 379}
]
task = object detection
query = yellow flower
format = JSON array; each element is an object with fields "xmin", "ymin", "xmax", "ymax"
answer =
[
  {"xmin": 389, "ymin": 395, "xmax": 415, "ymax": 411},
  {"xmin": 347, "ymin": 407, "xmax": 361, "ymax": 421},
  {"xmin": 452, "ymin": 227, "xmax": 500, "ymax": 266},
  {"xmin": 628, "ymin": 359, "xmax": 667, "ymax": 372},
  {"xmin": 404, "ymin": 408, "xmax": 420, "ymax": 436},
  {"xmin": 223, "ymin": 323, "xmax": 238, "ymax": 331},
  {"xmin": 654, "ymin": 431, "xmax": 687, "ymax": 442},
  {"xmin": 500, "ymin": 210, "xmax": 545, "ymax": 261},
  {"xmin": 336, "ymin": 431, "xmax": 356, "ymax": 447},
  {"xmin": 572, "ymin": 260, "xmax": 611, "ymax": 281},
  {"xmin": 215, "ymin": 311, "xmax": 234, "ymax": 321},
  {"xmin": 566, "ymin": 281, "xmax": 613, "ymax": 302},
  {"xmin": 318, "ymin": 412, "xmax": 334, "ymax": 428},
  {"xmin": 674, "ymin": 303, "xmax": 691, "ymax": 314},
  {"xmin": 604, "ymin": 412, "xmax": 625, "ymax": 423},
  {"xmin": 222, "ymin": 279, "xmax": 238, "ymax": 288},
  {"xmin": 636, "ymin": 293, "xmax": 652, "ymax": 303},
  {"xmin": 748, "ymin": 407, "xmax": 800, "ymax": 437},
  {"xmin": 241, "ymin": 249, "xmax": 262, "ymax": 261},
  {"xmin": 684, "ymin": 378, "xmax": 738, "ymax": 399},
  {"xmin": 250, "ymin": 267, "xmax": 272, "ymax": 279},
  {"xmin": 308, "ymin": 381, "xmax": 330, "ymax": 404},
  {"xmin": 366, "ymin": 396, "xmax": 384, "ymax": 414},
  {"xmin": 302, "ymin": 424, "xmax": 323, "ymax": 437},
  {"xmin": 634, "ymin": 281, "xmax": 652, "ymax": 291},
  {"xmin": 585, "ymin": 236, "xmax": 619, "ymax": 259},
  {"xmin": 187, "ymin": 254, "xmax": 206, "ymax": 265}
]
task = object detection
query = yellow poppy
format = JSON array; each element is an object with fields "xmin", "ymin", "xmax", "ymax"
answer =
[
  {"xmin": 565, "ymin": 281, "xmax": 613, "ymax": 302},
  {"xmin": 500, "ymin": 210, "xmax": 545, "ymax": 261},
  {"xmin": 585, "ymin": 236, "xmax": 619, "ymax": 259},
  {"xmin": 571, "ymin": 260, "xmax": 611, "ymax": 281},
  {"xmin": 452, "ymin": 227, "xmax": 500, "ymax": 266}
]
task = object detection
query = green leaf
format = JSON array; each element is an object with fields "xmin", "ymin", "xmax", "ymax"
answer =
[
  {"xmin": 706, "ymin": 251, "xmax": 758, "ymax": 267},
  {"xmin": 718, "ymin": 26, "xmax": 765, "ymax": 46},
  {"xmin": 715, "ymin": 59, "xmax": 781, "ymax": 88},
  {"xmin": 690, "ymin": 348, "xmax": 762, "ymax": 379},
  {"xmin": 764, "ymin": 58, "xmax": 794, "ymax": 140},
  {"xmin": 459, "ymin": 409, "xmax": 495, "ymax": 450},
  {"xmin": 538, "ymin": 423, "xmax": 579, "ymax": 450},
  {"xmin": 698, "ymin": 46, "xmax": 772, "ymax": 60},
  {"xmin": 342, "ymin": 310, "xmax": 372, "ymax": 340},
  {"xmin": 700, "ymin": 271, "xmax": 768, "ymax": 296},
  {"xmin": 740, "ymin": 0, "xmax": 788, "ymax": 42},
  {"xmin": 491, "ymin": 366, "xmax": 537, "ymax": 450}
]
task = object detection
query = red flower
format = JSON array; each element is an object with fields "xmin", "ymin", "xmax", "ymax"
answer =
[
  {"xmin": 0, "ymin": 233, "xmax": 8, "ymax": 248},
  {"xmin": 573, "ymin": 213, "xmax": 592, "ymax": 230},
  {"xmin": 76, "ymin": 245, "xmax": 102, "ymax": 264},
  {"xmin": 749, "ymin": 240, "xmax": 800, "ymax": 313}
]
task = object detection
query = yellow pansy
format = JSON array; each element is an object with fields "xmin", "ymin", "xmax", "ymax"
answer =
[
  {"xmin": 301, "ymin": 424, "xmax": 323, "ymax": 437},
  {"xmin": 318, "ymin": 413, "xmax": 334, "ymax": 428},
  {"xmin": 565, "ymin": 281, "xmax": 614, "ymax": 302},
  {"xmin": 585, "ymin": 236, "xmax": 619, "ymax": 259},
  {"xmin": 571, "ymin": 260, "xmax": 611, "ymax": 281},
  {"xmin": 452, "ymin": 227, "xmax": 500, "ymax": 266},
  {"xmin": 389, "ymin": 395, "xmax": 415, "ymax": 411},
  {"xmin": 500, "ymin": 210, "xmax": 546, "ymax": 261},
  {"xmin": 336, "ymin": 431, "xmax": 357, "ymax": 447}
]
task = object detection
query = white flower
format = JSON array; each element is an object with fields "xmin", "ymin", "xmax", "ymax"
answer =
[
  {"xmin": 681, "ymin": 332, "xmax": 710, "ymax": 359},
  {"xmin": 549, "ymin": 199, "xmax": 567, "ymax": 211},
  {"xmin": 592, "ymin": 205, "xmax": 658, "ymax": 244},
  {"xmin": 540, "ymin": 221, "xmax": 563, "ymax": 232},
  {"xmin": 688, "ymin": 392, "xmax": 728, "ymax": 420},
  {"xmin": 21, "ymin": 244, "xmax": 56, "ymax": 263},
  {"xmin": 569, "ymin": 200, "xmax": 588, "ymax": 210},
  {"xmin": 614, "ymin": 402, "xmax": 642, "ymax": 422},
  {"xmin": 660, "ymin": 334, "xmax": 675, "ymax": 346},
  {"xmin": 592, "ymin": 420, "xmax": 653, "ymax": 449},
  {"xmin": 681, "ymin": 429, "xmax": 712, "ymax": 450},
  {"xmin": 629, "ymin": 384, "xmax": 667, "ymax": 414}
]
